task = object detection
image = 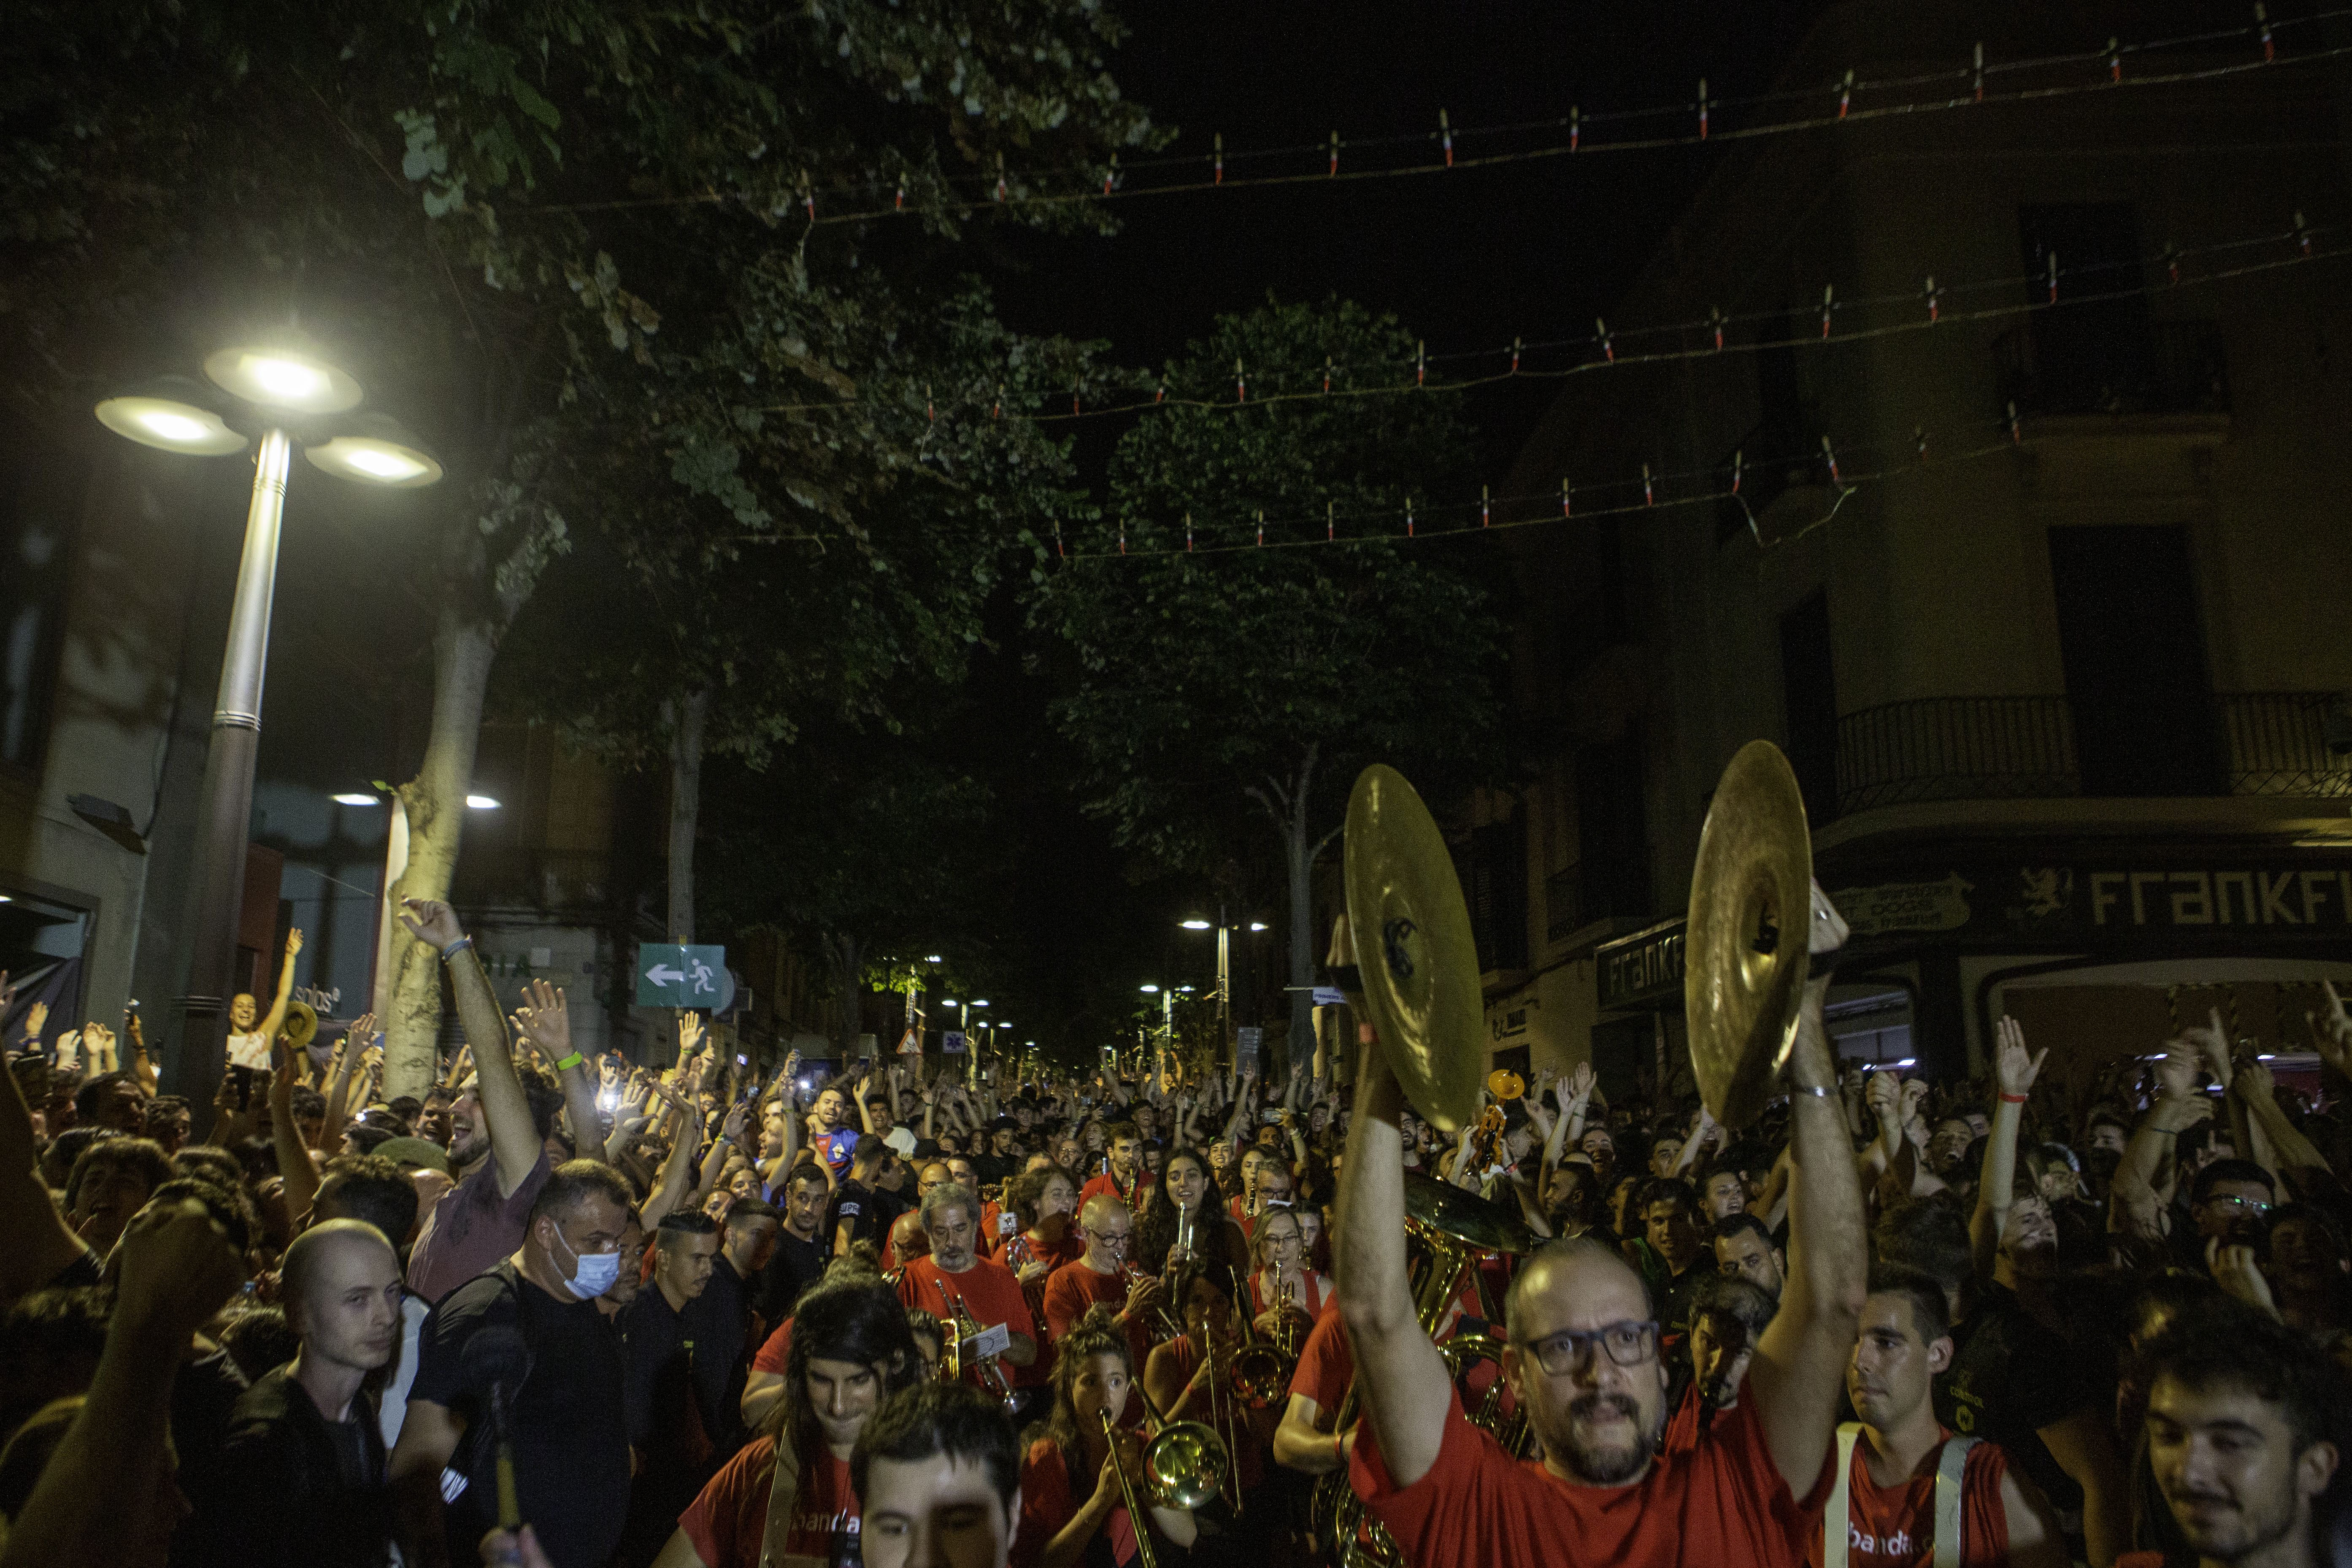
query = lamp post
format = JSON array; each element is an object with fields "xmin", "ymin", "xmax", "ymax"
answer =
[
  {"xmin": 96, "ymin": 346, "xmax": 443, "ymax": 1106},
  {"xmin": 1179, "ymin": 908, "xmax": 1270, "ymax": 1062}
]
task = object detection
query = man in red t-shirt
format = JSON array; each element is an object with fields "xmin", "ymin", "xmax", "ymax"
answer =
[
  {"xmin": 1274, "ymin": 1304, "xmax": 1355, "ymax": 1476},
  {"xmin": 1041, "ymin": 1193, "xmax": 1162, "ymax": 1369},
  {"xmin": 892, "ymin": 1181, "xmax": 1037, "ymax": 1395},
  {"xmin": 1334, "ymin": 884, "xmax": 1868, "ymax": 1568},
  {"xmin": 1076, "ymin": 1122, "xmax": 1155, "ymax": 1212},
  {"xmin": 1814, "ymin": 1264, "xmax": 2064, "ymax": 1568}
]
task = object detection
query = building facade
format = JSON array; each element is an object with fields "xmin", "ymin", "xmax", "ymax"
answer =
[{"xmin": 1482, "ymin": 2, "xmax": 2352, "ymax": 1098}]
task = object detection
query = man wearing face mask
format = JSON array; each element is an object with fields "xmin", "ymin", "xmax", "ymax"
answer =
[{"xmin": 390, "ymin": 1160, "xmax": 637, "ymax": 1568}]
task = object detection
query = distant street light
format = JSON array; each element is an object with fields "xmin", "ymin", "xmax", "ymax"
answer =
[
  {"xmin": 1176, "ymin": 908, "xmax": 1268, "ymax": 1058},
  {"xmin": 97, "ymin": 341, "xmax": 442, "ymax": 1107},
  {"xmin": 331, "ymin": 793, "xmax": 380, "ymax": 807},
  {"xmin": 465, "ymin": 795, "xmax": 501, "ymax": 809}
]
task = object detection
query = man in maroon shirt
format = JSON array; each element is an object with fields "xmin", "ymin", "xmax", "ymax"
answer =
[
  {"xmin": 1335, "ymin": 882, "xmax": 1867, "ymax": 1568},
  {"xmin": 397, "ymin": 900, "xmax": 572, "ymax": 1305}
]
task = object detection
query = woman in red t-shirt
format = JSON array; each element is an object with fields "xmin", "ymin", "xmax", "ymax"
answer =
[
  {"xmin": 1244, "ymin": 1208, "xmax": 1327, "ymax": 1349},
  {"xmin": 652, "ymin": 1278, "xmax": 920, "ymax": 1568},
  {"xmin": 1012, "ymin": 1306, "xmax": 1202, "ymax": 1568},
  {"xmin": 1142, "ymin": 1258, "xmax": 1271, "ymax": 1499},
  {"xmin": 998, "ymin": 1166, "xmax": 1084, "ymax": 1296}
]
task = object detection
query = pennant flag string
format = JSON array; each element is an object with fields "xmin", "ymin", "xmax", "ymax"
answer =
[
  {"xmin": 525, "ymin": 14, "xmax": 2352, "ymax": 225},
  {"xmin": 744, "ymin": 216, "xmax": 2348, "ymax": 425}
]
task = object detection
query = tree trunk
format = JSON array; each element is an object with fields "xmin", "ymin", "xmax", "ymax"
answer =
[
  {"xmin": 384, "ymin": 606, "xmax": 498, "ymax": 1099},
  {"xmin": 826, "ymin": 931, "xmax": 865, "ymax": 1061},
  {"xmin": 666, "ymin": 687, "xmax": 710, "ymax": 944},
  {"xmin": 1284, "ymin": 747, "xmax": 1319, "ymax": 1079}
]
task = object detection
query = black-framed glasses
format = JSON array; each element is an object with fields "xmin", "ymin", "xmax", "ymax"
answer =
[{"xmin": 1517, "ymin": 1320, "xmax": 1660, "ymax": 1376}]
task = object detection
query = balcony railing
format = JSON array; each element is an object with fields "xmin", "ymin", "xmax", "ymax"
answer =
[
  {"xmin": 1835, "ymin": 692, "xmax": 2352, "ymax": 814},
  {"xmin": 1992, "ymin": 318, "xmax": 2230, "ymax": 419}
]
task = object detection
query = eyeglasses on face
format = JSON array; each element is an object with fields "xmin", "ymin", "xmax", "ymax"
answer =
[
  {"xmin": 1516, "ymin": 1319, "xmax": 1660, "ymax": 1376},
  {"xmin": 2205, "ymin": 1194, "xmax": 2272, "ymax": 1216}
]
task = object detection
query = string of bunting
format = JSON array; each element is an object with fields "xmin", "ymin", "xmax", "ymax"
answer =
[
  {"xmin": 750, "ymin": 214, "xmax": 2351, "ymax": 423},
  {"xmin": 533, "ymin": 7, "xmax": 2347, "ymax": 226},
  {"xmin": 1049, "ymin": 414, "xmax": 2032, "ymax": 562}
]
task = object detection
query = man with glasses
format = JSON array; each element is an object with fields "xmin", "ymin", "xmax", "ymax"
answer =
[
  {"xmin": 1042, "ymin": 1194, "xmax": 1162, "ymax": 1369},
  {"xmin": 1332, "ymin": 884, "xmax": 1866, "ymax": 1567},
  {"xmin": 2188, "ymin": 1160, "xmax": 2276, "ymax": 1249}
]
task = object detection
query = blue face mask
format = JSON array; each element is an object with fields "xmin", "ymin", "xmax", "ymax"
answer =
[{"xmin": 550, "ymin": 1225, "xmax": 623, "ymax": 1300}]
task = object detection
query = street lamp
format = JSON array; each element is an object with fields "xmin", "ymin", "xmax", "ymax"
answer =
[
  {"xmin": 97, "ymin": 342, "xmax": 443, "ymax": 1106},
  {"xmin": 1177, "ymin": 906, "xmax": 1265, "ymax": 1059}
]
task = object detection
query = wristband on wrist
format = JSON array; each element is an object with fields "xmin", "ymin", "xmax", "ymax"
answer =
[
  {"xmin": 2000, "ymin": 1092, "xmax": 2028, "ymax": 1104},
  {"xmin": 439, "ymin": 935, "xmax": 473, "ymax": 962},
  {"xmin": 555, "ymin": 1052, "xmax": 585, "ymax": 1072}
]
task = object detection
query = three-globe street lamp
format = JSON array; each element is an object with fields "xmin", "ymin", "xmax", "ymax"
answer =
[{"xmin": 97, "ymin": 343, "xmax": 442, "ymax": 1106}]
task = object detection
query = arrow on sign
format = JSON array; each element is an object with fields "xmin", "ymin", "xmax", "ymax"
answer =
[{"xmin": 646, "ymin": 964, "xmax": 688, "ymax": 987}]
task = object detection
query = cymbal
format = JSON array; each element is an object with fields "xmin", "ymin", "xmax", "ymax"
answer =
[
  {"xmin": 1344, "ymin": 765, "xmax": 1485, "ymax": 1136},
  {"xmin": 1684, "ymin": 740, "xmax": 1811, "ymax": 1130},
  {"xmin": 1403, "ymin": 1169, "xmax": 1537, "ymax": 1256}
]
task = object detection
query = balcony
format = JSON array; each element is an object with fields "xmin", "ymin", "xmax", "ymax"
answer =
[
  {"xmin": 1992, "ymin": 318, "xmax": 2229, "ymax": 419},
  {"xmin": 1835, "ymin": 692, "xmax": 2352, "ymax": 816}
]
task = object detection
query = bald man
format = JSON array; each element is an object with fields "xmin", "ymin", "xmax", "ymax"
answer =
[
  {"xmin": 188, "ymin": 1219, "xmax": 405, "ymax": 1567},
  {"xmin": 1040, "ymin": 1194, "xmax": 1160, "ymax": 1369}
]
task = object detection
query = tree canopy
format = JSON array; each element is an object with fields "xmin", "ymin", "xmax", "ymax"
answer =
[{"xmin": 1030, "ymin": 297, "xmax": 1512, "ymax": 1054}]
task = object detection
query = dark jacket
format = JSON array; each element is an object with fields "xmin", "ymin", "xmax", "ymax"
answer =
[{"xmin": 186, "ymin": 1363, "xmax": 392, "ymax": 1568}]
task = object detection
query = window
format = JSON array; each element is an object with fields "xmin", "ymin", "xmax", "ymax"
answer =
[
  {"xmin": 2048, "ymin": 525, "xmax": 2222, "ymax": 796},
  {"xmin": 1779, "ymin": 590, "xmax": 1838, "ymax": 824}
]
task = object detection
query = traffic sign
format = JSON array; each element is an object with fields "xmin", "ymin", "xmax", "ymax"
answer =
[
  {"xmin": 1236, "ymin": 1027, "xmax": 1263, "ymax": 1071},
  {"xmin": 636, "ymin": 943, "xmax": 732, "ymax": 1011},
  {"xmin": 943, "ymin": 1030, "xmax": 967, "ymax": 1054}
]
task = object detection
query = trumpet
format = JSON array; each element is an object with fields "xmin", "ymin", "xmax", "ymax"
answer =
[
  {"xmin": 1119, "ymin": 1263, "xmax": 1185, "ymax": 1343},
  {"xmin": 938, "ymin": 1283, "xmax": 1016, "ymax": 1408},
  {"xmin": 1227, "ymin": 1264, "xmax": 1291, "ymax": 1411}
]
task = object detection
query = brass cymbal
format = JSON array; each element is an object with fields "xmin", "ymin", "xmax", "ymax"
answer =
[
  {"xmin": 1684, "ymin": 740, "xmax": 1812, "ymax": 1130},
  {"xmin": 1403, "ymin": 1169, "xmax": 1537, "ymax": 1256},
  {"xmin": 282, "ymin": 999, "xmax": 318, "ymax": 1049},
  {"xmin": 1344, "ymin": 765, "xmax": 1485, "ymax": 1136}
]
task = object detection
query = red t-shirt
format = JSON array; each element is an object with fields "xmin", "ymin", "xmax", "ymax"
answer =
[
  {"xmin": 1806, "ymin": 1430, "xmax": 2009, "ymax": 1568},
  {"xmin": 1351, "ymin": 1384, "xmax": 1826, "ymax": 1568},
  {"xmin": 1078, "ymin": 1170, "xmax": 1155, "ymax": 1211},
  {"xmin": 895, "ymin": 1254, "xmax": 1042, "ymax": 1387},
  {"xmin": 1156, "ymin": 1336, "xmax": 1265, "ymax": 1492},
  {"xmin": 752, "ymin": 1316, "xmax": 794, "ymax": 1376},
  {"xmin": 679, "ymin": 1436, "xmax": 857, "ymax": 1568},
  {"xmin": 1289, "ymin": 1305, "xmax": 1353, "ymax": 1411},
  {"xmin": 1041, "ymin": 1258, "xmax": 1155, "ymax": 1371},
  {"xmin": 1012, "ymin": 1438, "xmax": 1140, "ymax": 1568}
]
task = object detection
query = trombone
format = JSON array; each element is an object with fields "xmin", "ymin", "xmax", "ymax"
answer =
[
  {"xmin": 1227, "ymin": 1261, "xmax": 1291, "ymax": 1411},
  {"xmin": 1095, "ymin": 1405, "xmax": 1227, "ymax": 1568}
]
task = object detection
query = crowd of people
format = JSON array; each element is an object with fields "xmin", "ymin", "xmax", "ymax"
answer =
[{"xmin": 1, "ymin": 884, "xmax": 2349, "ymax": 1568}]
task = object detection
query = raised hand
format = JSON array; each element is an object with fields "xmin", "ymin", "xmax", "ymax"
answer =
[
  {"xmin": 2183, "ymin": 1006, "xmax": 2233, "ymax": 1090},
  {"xmin": 21, "ymin": 999, "xmax": 48, "ymax": 1042},
  {"xmin": 1566, "ymin": 1061, "xmax": 1596, "ymax": 1103},
  {"xmin": 676, "ymin": 1010, "xmax": 705, "ymax": 1060},
  {"xmin": 2155, "ymin": 1038, "xmax": 2200, "ymax": 1104},
  {"xmin": 115, "ymin": 1196, "xmax": 246, "ymax": 1340},
  {"xmin": 1899, "ymin": 1077, "xmax": 1931, "ymax": 1124},
  {"xmin": 396, "ymin": 898, "xmax": 463, "ymax": 951},
  {"xmin": 54, "ymin": 1030, "xmax": 81, "ymax": 1071},
  {"xmin": 513, "ymin": 979, "xmax": 572, "ymax": 1062},
  {"xmin": 2206, "ymin": 1237, "xmax": 2278, "ymax": 1317},
  {"xmin": 1865, "ymin": 1068, "xmax": 1901, "ymax": 1123},
  {"xmin": 1992, "ymin": 1015, "xmax": 2047, "ymax": 1100},
  {"xmin": 284, "ymin": 927, "xmax": 305, "ymax": 960},
  {"xmin": 721, "ymin": 1100, "xmax": 751, "ymax": 1144}
]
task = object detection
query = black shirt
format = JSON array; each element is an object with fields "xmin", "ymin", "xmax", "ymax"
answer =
[
  {"xmin": 757, "ymin": 1228, "xmax": 830, "ymax": 1320},
  {"xmin": 409, "ymin": 1262, "xmax": 630, "ymax": 1568},
  {"xmin": 1935, "ymin": 1281, "xmax": 2102, "ymax": 1518},
  {"xmin": 185, "ymin": 1364, "xmax": 391, "ymax": 1568},
  {"xmin": 681, "ymin": 1255, "xmax": 754, "ymax": 1453},
  {"xmin": 825, "ymin": 1179, "xmax": 889, "ymax": 1252}
]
